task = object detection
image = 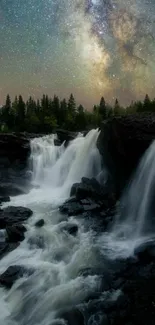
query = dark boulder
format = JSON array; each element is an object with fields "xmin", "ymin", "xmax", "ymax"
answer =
[
  {"xmin": 134, "ymin": 239, "xmax": 155, "ymax": 262},
  {"xmin": 0, "ymin": 206, "xmax": 33, "ymax": 229},
  {"xmin": 97, "ymin": 114, "xmax": 155, "ymax": 197},
  {"xmin": 0, "ymin": 265, "xmax": 32, "ymax": 289},
  {"xmin": 35, "ymin": 219, "xmax": 45, "ymax": 228},
  {"xmin": 70, "ymin": 177, "xmax": 115, "ymax": 208},
  {"xmin": 6, "ymin": 224, "xmax": 27, "ymax": 242},
  {"xmin": 62, "ymin": 223, "xmax": 78, "ymax": 236},
  {"xmin": 60, "ymin": 178, "xmax": 116, "ymax": 231}
]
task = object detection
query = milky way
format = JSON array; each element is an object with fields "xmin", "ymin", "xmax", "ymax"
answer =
[{"xmin": 0, "ymin": 0, "xmax": 155, "ymax": 107}]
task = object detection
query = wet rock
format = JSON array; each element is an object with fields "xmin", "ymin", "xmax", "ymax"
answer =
[
  {"xmin": 6, "ymin": 224, "xmax": 27, "ymax": 242},
  {"xmin": 70, "ymin": 177, "xmax": 115, "ymax": 208},
  {"xmin": 56, "ymin": 129, "xmax": 78, "ymax": 146},
  {"xmin": 59, "ymin": 201, "xmax": 84, "ymax": 216},
  {"xmin": 0, "ymin": 206, "xmax": 33, "ymax": 228},
  {"xmin": 35, "ymin": 219, "xmax": 45, "ymax": 228},
  {"xmin": 0, "ymin": 242, "xmax": 19, "ymax": 259},
  {"xmin": 134, "ymin": 239, "xmax": 155, "ymax": 262},
  {"xmin": 62, "ymin": 223, "xmax": 78, "ymax": 236},
  {"xmin": 0, "ymin": 265, "xmax": 32, "ymax": 289},
  {"xmin": 0, "ymin": 196, "xmax": 10, "ymax": 205},
  {"xmin": 0, "ymin": 183, "xmax": 26, "ymax": 196},
  {"xmin": 59, "ymin": 308, "xmax": 84, "ymax": 325},
  {"xmin": 70, "ymin": 183, "xmax": 80, "ymax": 197},
  {"xmin": 54, "ymin": 139, "xmax": 62, "ymax": 146}
]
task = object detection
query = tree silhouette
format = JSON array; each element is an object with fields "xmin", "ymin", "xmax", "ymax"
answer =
[{"xmin": 99, "ymin": 97, "xmax": 107, "ymax": 119}]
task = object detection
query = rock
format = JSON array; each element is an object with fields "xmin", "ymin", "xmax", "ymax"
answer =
[
  {"xmin": 0, "ymin": 196, "xmax": 10, "ymax": 205},
  {"xmin": 62, "ymin": 223, "xmax": 78, "ymax": 236},
  {"xmin": 0, "ymin": 134, "xmax": 30, "ymax": 194},
  {"xmin": 70, "ymin": 177, "xmax": 115, "ymax": 208},
  {"xmin": 59, "ymin": 201, "xmax": 84, "ymax": 216},
  {"xmin": 70, "ymin": 183, "xmax": 80, "ymax": 197},
  {"xmin": 0, "ymin": 183, "xmax": 26, "ymax": 196},
  {"xmin": 35, "ymin": 219, "xmax": 45, "ymax": 228},
  {"xmin": 0, "ymin": 242, "xmax": 19, "ymax": 259},
  {"xmin": 97, "ymin": 115, "xmax": 155, "ymax": 197},
  {"xmin": 6, "ymin": 224, "xmax": 27, "ymax": 242},
  {"xmin": 60, "ymin": 178, "xmax": 116, "ymax": 231},
  {"xmin": 59, "ymin": 308, "xmax": 84, "ymax": 325},
  {"xmin": 0, "ymin": 265, "xmax": 31, "ymax": 289},
  {"xmin": 56, "ymin": 129, "xmax": 78, "ymax": 145},
  {"xmin": 0, "ymin": 206, "xmax": 33, "ymax": 229},
  {"xmin": 134, "ymin": 239, "xmax": 155, "ymax": 262},
  {"xmin": 54, "ymin": 139, "xmax": 62, "ymax": 146}
]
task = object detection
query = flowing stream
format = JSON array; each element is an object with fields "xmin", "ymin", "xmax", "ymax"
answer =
[{"xmin": 0, "ymin": 129, "xmax": 103, "ymax": 325}]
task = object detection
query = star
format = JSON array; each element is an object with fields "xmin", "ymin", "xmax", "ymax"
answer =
[{"xmin": 0, "ymin": 0, "xmax": 155, "ymax": 107}]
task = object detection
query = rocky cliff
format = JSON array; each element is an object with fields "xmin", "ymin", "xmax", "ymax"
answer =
[{"xmin": 97, "ymin": 114, "xmax": 155, "ymax": 197}]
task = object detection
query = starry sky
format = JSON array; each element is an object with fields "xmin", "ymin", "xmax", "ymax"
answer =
[{"xmin": 0, "ymin": 0, "xmax": 155, "ymax": 108}]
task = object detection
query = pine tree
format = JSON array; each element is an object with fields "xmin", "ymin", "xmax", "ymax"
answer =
[
  {"xmin": 60, "ymin": 98, "xmax": 67, "ymax": 127},
  {"xmin": 144, "ymin": 94, "xmax": 151, "ymax": 111},
  {"xmin": 16, "ymin": 95, "xmax": 25, "ymax": 130},
  {"xmin": 114, "ymin": 98, "xmax": 120, "ymax": 115},
  {"xmin": 3, "ymin": 94, "xmax": 11, "ymax": 127},
  {"xmin": 68, "ymin": 94, "xmax": 76, "ymax": 114},
  {"xmin": 99, "ymin": 97, "xmax": 107, "ymax": 119}
]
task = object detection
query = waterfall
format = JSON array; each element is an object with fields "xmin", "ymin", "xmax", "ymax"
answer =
[
  {"xmin": 0, "ymin": 129, "xmax": 102, "ymax": 325},
  {"xmin": 29, "ymin": 129, "xmax": 101, "ymax": 200},
  {"xmin": 115, "ymin": 140, "xmax": 155, "ymax": 239},
  {"xmin": 99, "ymin": 140, "xmax": 155, "ymax": 259}
]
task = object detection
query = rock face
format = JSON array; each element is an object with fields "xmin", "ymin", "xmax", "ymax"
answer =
[
  {"xmin": 0, "ymin": 133, "xmax": 30, "ymax": 196},
  {"xmin": 97, "ymin": 114, "xmax": 155, "ymax": 197}
]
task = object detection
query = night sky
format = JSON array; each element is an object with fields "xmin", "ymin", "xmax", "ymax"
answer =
[{"xmin": 0, "ymin": 0, "xmax": 155, "ymax": 108}]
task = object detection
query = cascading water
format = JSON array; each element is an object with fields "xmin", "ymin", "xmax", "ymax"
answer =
[
  {"xmin": 0, "ymin": 129, "xmax": 103, "ymax": 325},
  {"xmin": 99, "ymin": 140, "xmax": 155, "ymax": 259},
  {"xmin": 29, "ymin": 130, "xmax": 101, "ymax": 201}
]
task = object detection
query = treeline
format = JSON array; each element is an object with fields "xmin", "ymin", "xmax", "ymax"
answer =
[{"xmin": 1, "ymin": 93, "xmax": 155, "ymax": 133}]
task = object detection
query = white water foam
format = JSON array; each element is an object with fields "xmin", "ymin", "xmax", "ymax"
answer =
[{"xmin": 0, "ymin": 129, "xmax": 103, "ymax": 325}]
